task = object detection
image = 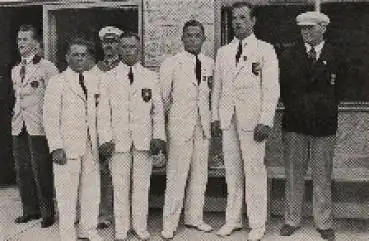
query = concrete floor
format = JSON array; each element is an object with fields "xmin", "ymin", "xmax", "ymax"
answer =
[{"xmin": 1, "ymin": 186, "xmax": 369, "ymax": 241}]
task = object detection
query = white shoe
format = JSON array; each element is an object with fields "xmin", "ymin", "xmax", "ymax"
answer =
[
  {"xmin": 248, "ymin": 227, "xmax": 265, "ymax": 240},
  {"xmin": 185, "ymin": 222, "xmax": 213, "ymax": 232},
  {"xmin": 216, "ymin": 224, "xmax": 243, "ymax": 237},
  {"xmin": 88, "ymin": 232, "xmax": 104, "ymax": 241},
  {"xmin": 161, "ymin": 229, "xmax": 174, "ymax": 239},
  {"xmin": 136, "ymin": 230, "xmax": 150, "ymax": 240},
  {"xmin": 115, "ymin": 232, "xmax": 128, "ymax": 241}
]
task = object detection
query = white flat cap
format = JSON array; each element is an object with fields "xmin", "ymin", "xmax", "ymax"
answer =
[
  {"xmin": 296, "ymin": 11, "xmax": 330, "ymax": 26},
  {"xmin": 98, "ymin": 26, "xmax": 123, "ymax": 40}
]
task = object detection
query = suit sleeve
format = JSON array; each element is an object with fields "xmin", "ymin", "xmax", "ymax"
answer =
[
  {"xmin": 43, "ymin": 61, "xmax": 59, "ymax": 87},
  {"xmin": 97, "ymin": 75, "xmax": 113, "ymax": 145},
  {"xmin": 159, "ymin": 57, "xmax": 174, "ymax": 113},
  {"xmin": 43, "ymin": 75, "xmax": 64, "ymax": 153},
  {"xmin": 152, "ymin": 72, "xmax": 166, "ymax": 141},
  {"xmin": 211, "ymin": 49, "xmax": 223, "ymax": 122},
  {"xmin": 259, "ymin": 44, "xmax": 280, "ymax": 127}
]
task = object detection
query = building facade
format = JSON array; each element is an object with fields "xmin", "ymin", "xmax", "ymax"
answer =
[{"xmin": 0, "ymin": 0, "xmax": 369, "ymax": 218}]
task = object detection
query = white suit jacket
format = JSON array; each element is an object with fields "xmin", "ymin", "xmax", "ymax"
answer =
[
  {"xmin": 98, "ymin": 62, "xmax": 166, "ymax": 153},
  {"xmin": 12, "ymin": 56, "xmax": 59, "ymax": 136},
  {"xmin": 43, "ymin": 66, "xmax": 101, "ymax": 160},
  {"xmin": 212, "ymin": 34, "xmax": 280, "ymax": 131},
  {"xmin": 160, "ymin": 51, "xmax": 214, "ymax": 142}
]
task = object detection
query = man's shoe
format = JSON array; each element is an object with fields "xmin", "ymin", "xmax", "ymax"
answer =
[
  {"xmin": 161, "ymin": 230, "xmax": 174, "ymax": 239},
  {"xmin": 78, "ymin": 231, "xmax": 104, "ymax": 241},
  {"xmin": 15, "ymin": 214, "xmax": 41, "ymax": 223},
  {"xmin": 41, "ymin": 216, "xmax": 55, "ymax": 228},
  {"xmin": 97, "ymin": 220, "xmax": 112, "ymax": 229},
  {"xmin": 216, "ymin": 224, "xmax": 242, "ymax": 237},
  {"xmin": 185, "ymin": 222, "xmax": 212, "ymax": 232},
  {"xmin": 317, "ymin": 228, "xmax": 335, "ymax": 240},
  {"xmin": 135, "ymin": 230, "xmax": 150, "ymax": 240},
  {"xmin": 280, "ymin": 224, "xmax": 301, "ymax": 236}
]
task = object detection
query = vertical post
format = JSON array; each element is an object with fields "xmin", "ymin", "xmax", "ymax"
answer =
[{"xmin": 315, "ymin": 0, "xmax": 321, "ymax": 12}]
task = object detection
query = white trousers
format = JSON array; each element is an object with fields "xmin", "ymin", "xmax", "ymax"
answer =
[
  {"xmin": 163, "ymin": 118, "xmax": 209, "ymax": 231},
  {"xmin": 223, "ymin": 115, "xmax": 267, "ymax": 235},
  {"xmin": 110, "ymin": 148, "xmax": 152, "ymax": 239},
  {"xmin": 54, "ymin": 140, "xmax": 100, "ymax": 241}
]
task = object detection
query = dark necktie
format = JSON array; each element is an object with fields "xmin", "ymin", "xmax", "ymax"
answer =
[
  {"xmin": 235, "ymin": 40, "xmax": 242, "ymax": 64},
  {"xmin": 20, "ymin": 59, "xmax": 26, "ymax": 82},
  {"xmin": 308, "ymin": 46, "xmax": 317, "ymax": 62},
  {"xmin": 195, "ymin": 55, "xmax": 201, "ymax": 85},
  {"xmin": 128, "ymin": 67, "xmax": 133, "ymax": 85},
  {"xmin": 79, "ymin": 72, "xmax": 87, "ymax": 98}
]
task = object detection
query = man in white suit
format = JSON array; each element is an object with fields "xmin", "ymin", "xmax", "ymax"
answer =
[
  {"xmin": 211, "ymin": 2, "xmax": 280, "ymax": 241},
  {"xmin": 43, "ymin": 37, "xmax": 102, "ymax": 241},
  {"xmin": 97, "ymin": 31, "xmax": 166, "ymax": 241},
  {"xmin": 12, "ymin": 24, "xmax": 58, "ymax": 228},
  {"xmin": 160, "ymin": 20, "xmax": 214, "ymax": 239},
  {"xmin": 96, "ymin": 26, "xmax": 123, "ymax": 230}
]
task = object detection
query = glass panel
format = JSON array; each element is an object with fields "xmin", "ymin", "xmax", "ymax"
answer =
[
  {"xmin": 221, "ymin": 4, "xmax": 314, "ymax": 56},
  {"xmin": 51, "ymin": 7, "xmax": 139, "ymax": 70},
  {"xmin": 322, "ymin": 2, "xmax": 369, "ymax": 101}
]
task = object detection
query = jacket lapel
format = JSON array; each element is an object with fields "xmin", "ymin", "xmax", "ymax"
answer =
[
  {"xmin": 178, "ymin": 52, "xmax": 198, "ymax": 86},
  {"xmin": 65, "ymin": 69, "xmax": 86, "ymax": 101},
  {"xmin": 235, "ymin": 38, "xmax": 257, "ymax": 77},
  {"xmin": 21, "ymin": 62, "xmax": 41, "ymax": 88},
  {"xmin": 310, "ymin": 42, "xmax": 332, "ymax": 81}
]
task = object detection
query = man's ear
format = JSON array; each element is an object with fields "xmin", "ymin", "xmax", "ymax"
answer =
[{"xmin": 320, "ymin": 25, "xmax": 327, "ymax": 34}]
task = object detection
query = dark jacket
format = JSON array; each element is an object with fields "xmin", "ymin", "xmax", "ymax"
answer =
[{"xmin": 280, "ymin": 42, "xmax": 347, "ymax": 136}]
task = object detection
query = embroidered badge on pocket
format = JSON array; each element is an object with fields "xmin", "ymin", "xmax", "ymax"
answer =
[
  {"xmin": 30, "ymin": 80, "xmax": 39, "ymax": 89},
  {"xmin": 252, "ymin": 62, "xmax": 261, "ymax": 76},
  {"xmin": 142, "ymin": 88, "xmax": 152, "ymax": 102}
]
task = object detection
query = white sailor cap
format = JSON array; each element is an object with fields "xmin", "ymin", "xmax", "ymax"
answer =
[
  {"xmin": 296, "ymin": 11, "xmax": 330, "ymax": 26},
  {"xmin": 98, "ymin": 26, "xmax": 123, "ymax": 41}
]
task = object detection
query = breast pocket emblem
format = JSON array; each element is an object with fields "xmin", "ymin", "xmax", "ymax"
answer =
[
  {"xmin": 142, "ymin": 88, "xmax": 152, "ymax": 102},
  {"xmin": 30, "ymin": 80, "xmax": 39, "ymax": 89}
]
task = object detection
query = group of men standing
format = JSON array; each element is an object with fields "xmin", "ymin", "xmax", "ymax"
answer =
[{"xmin": 10, "ymin": 2, "xmax": 344, "ymax": 241}]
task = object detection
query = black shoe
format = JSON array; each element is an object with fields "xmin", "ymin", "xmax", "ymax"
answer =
[
  {"xmin": 280, "ymin": 224, "xmax": 300, "ymax": 236},
  {"xmin": 317, "ymin": 228, "xmax": 335, "ymax": 240},
  {"xmin": 41, "ymin": 216, "xmax": 55, "ymax": 228},
  {"xmin": 97, "ymin": 222, "xmax": 109, "ymax": 229},
  {"xmin": 15, "ymin": 214, "xmax": 41, "ymax": 224}
]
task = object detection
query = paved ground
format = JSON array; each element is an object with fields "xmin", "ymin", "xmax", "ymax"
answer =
[{"xmin": 1, "ymin": 186, "xmax": 369, "ymax": 241}]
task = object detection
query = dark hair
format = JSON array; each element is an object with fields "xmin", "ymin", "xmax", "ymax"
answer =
[
  {"xmin": 232, "ymin": 2, "xmax": 256, "ymax": 18},
  {"xmin": 66, "ymin": 36, "xmax": 96, "ymax": 58},
  {"xmin": 18, "ymin": 24, "xmax": 40, "ymax": 41},
  {"xmin": 120, "ymin": 31, "xmax": 140, "ymax": 41},
  {"xmin": 182, "ymin": 20, "xmax": 205, "ymax": 35}
]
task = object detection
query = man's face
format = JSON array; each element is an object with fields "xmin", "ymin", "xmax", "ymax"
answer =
[
  {"xmin": 232, "ymin": 6, "xmax": 256, "ymax": 40},
  {"xmin": 300, "ymin": 24, "xmax": 326, "ymax": 46},
  {"xmin": 101, "ymin": 37, "xmax": 120, "ymax": 58},
  {"xmin": 181, "ymin": 25, "xmax": 205, "ymax": 55},
  {"xmin": 17, "ymin": 30, "xmax": 38, "ymax": 57},
  {"xmin": 120, "ymin": 36, "xmax": 140, "ymax": 66},
  {"xmin": 66, "ymin": 44, "xmax": 90, "ymax": 73}
]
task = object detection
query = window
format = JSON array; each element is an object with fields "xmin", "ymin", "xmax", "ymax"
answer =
[
  {"xmin": 220, "ymin": 4, "xmax": 314, "ymax": 56},
  {"xmin": 44, "ymin": 2, "xmax": 141, "ymax": 70}
]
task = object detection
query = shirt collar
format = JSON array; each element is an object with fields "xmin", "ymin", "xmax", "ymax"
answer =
[
  {"xmin": 233, "ymin": 33, "xmax": 256, "ymax": 47},
  {"xmin": 21, "ymin": 54, "xmax": 36, "ymax": 65},
  {"xmin": 119, "ymin": 61, "xmax": 141, "ymax": 71},
  {"xmin": 305, "ymin": 41, "xmax": 325, "ymax": 53}
]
